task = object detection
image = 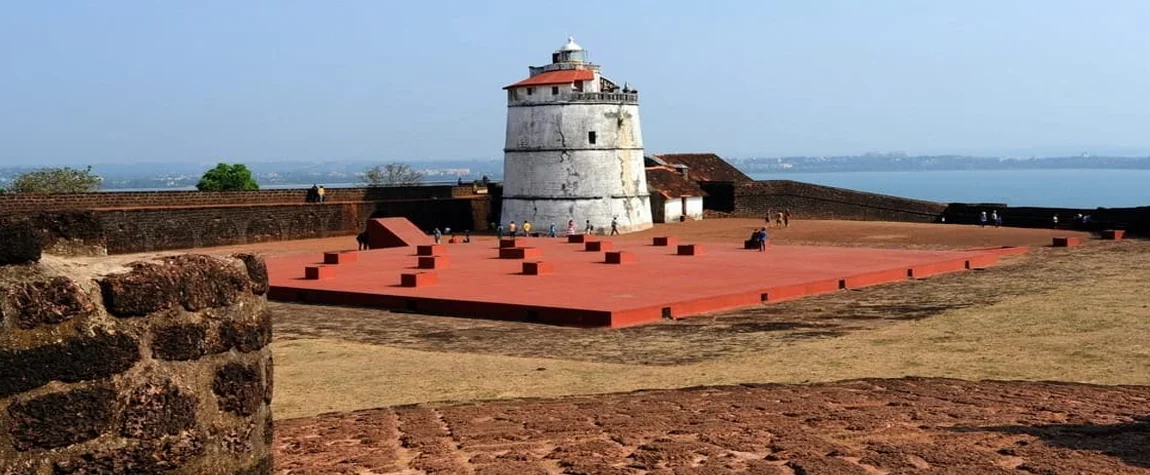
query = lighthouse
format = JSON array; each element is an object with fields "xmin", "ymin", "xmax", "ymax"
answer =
[{"xmin": 500, "ymin": 37, "xmax": 653, "ymax": 234}]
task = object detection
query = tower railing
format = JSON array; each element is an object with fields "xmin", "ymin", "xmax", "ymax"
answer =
[{"xmin": 569, "ymin": 92, "xmax": 639, "ymax": 103}]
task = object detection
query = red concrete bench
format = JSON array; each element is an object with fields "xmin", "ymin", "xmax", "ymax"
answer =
[
  {"xmin": 416, "ymin": 244, "xmax": 446, "ymax": 256},
  {"xmin": 499, "ymin": 238, "xmax": 519, "ymax": 248},
  {"xmin": 323, "ymin": 251, "xmax": 358, "ymax": 265},
  {"xmin": 522, "ymin": 261, "xmax": 553, "ymax": 275},
  {"xmin": 418, "ymin": 256, "xmax": 450, "ymax": 269},
  {"xmin": 400, "ymin": 272, "xmax": 437, "ymax": 287},
  {"xmin": 677, "ymin": 244, "xmax": 705, "ymax": 256},
  {"xmin": 653, "ymin": 236, "xmax": 678, "ymax": 247},
  {"xmin": 499, "ymin": 247, "xmax": 542, "ymax": 259},
  {"xmin": 568, "ymin": 234, "xmax": 594, "ymax": 243},
  {"xmin": 1052, "ymin": 237, "xmax": 1081, "ymax": 247},
  {"xmin": 585, "ymin": 240, "xmax": 613, "ymax": 252},
  {"xmin": 304, "ymin": 265, "xmax": 336, "ymax": 280},
  {"xmin": 1101, "ymin": 230, "xmax": 1125, "ymax": 240},
  {"xmin": 605, "ymin": 251, "xmax": 637, "ymax": 264}
]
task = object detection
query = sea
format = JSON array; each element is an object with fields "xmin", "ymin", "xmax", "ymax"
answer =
[{"xmin": 750, "ymin": 169, "xmax": 1150, "ymax": 209}]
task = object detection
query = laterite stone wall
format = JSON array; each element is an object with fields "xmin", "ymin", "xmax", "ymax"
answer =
[{"xmin": 0, "ymin": 253, "xmax": 273, "ymax": 474}]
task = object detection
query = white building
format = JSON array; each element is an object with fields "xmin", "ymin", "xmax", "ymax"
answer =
[
  {"xmin": 646, "ymin": 166, "xmax": 706, "ymax": 223},
  {"xmin": 500, "ymin": 37, "xmax": 653, "ymax": 234}
]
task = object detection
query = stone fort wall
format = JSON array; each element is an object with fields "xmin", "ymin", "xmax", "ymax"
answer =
[
  {"xmin": 729, "ymin": 180, "xmax": 947, "ymax": 222},
  {"xmin": 0, "ymin": 251, "xmax": 273, "ymax": 474},
  {"xmin": 0, "ymin": 186, "xmax": 495, "ymax": 255}
]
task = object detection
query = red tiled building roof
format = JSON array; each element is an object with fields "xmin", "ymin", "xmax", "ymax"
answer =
[
  {"xmin": 504, "ymin": 69, "xmax": 595, "ymax": 89},
  {"xmin": 645, "ymin": 166, "xmax": 708, "ymax": 199},
  {"xmin": 653, "ymin": 153, "xmax": 752, "ymax": 183}
]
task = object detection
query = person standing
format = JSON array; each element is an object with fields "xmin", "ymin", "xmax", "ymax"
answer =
[
  {"xmin": 433, "ymin": 228, "xmax": 442, "ymax": 244},
  {"xmin": 783, "ymin": 210, "xmax": 791, "ymax": 228},
  {"xmin": 508, "ymin": 221, "xmax": 517, "ymax": 236},
  {"xmin": 548, "ymin": 223, "xmax": 557, "ymax": 238},
  {"xmin": 522, "ymin": 220, "xmax": 532, "ymax": 237},
  {"xmin": 758, "ymin": 227, "xmax": 769, "ymax": 252},
  {"xmin": 317, "ymin": 185, "xmax": 326, "ymax": 203},
  {"xmin": 566, "ymin": 220, "xmax": 576, "ymax": 236},
  {"xmin": 496, "ymin": 225, "xmax": 504, "ymax": 239},
  {"xmin": 585, "ymin": 220, "xmax": 593, "ymax": 234},
  {"xmin": 979, "ymin": 211, "xmax": 988, "ymax": 228}
]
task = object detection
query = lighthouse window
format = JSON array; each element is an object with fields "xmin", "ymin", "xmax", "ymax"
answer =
[
  {"xmin": 551, "ymin": 86, "xmax": 559, "ymax": 95},
  {"xmin": 526, "ymin": 87, "xmax": 534, "ymax": 96},
  {"xmin": 588, "ymin": 131, "xmax": 597, "ymax": 144}
]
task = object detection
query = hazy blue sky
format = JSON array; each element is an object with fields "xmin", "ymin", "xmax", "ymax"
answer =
[{"xmin": 2, "ymin": 0, "xmax": 1149, "ymax": 165}]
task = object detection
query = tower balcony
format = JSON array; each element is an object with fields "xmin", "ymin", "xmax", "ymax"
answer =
[
  {"xmin": 509, "ymin": 91, "xmax": 639, "ymax": 107},
  {"xmin": 570, "ymin": 92, "xmax": 639, "ymax": 103}
]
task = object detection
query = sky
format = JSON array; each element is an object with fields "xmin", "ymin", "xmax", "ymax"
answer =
[{"xmin": 2, "ymin": 0, "xmax": 1150, "ymax": 166}]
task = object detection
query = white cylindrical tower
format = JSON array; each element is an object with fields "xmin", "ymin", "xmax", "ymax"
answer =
[{"xmin": 500, "ymin": 37, "xmax": 653, "ymax": 234}]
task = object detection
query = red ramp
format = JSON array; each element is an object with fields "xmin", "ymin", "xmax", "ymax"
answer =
[{"xmin": 366, "ymin": 217, "xmax": 433, "ymax": 249}]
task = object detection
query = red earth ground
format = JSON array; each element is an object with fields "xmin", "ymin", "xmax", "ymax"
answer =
[{"xmin": 274, "ymin": 378, "xmax": 1150, "ymax": 474}]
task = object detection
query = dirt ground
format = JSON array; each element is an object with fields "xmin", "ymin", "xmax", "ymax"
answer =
[{"xmin": 275, "ymin": 378, "xmax": 1150, "ymax": 474}]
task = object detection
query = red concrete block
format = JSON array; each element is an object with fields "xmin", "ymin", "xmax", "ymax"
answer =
[
  {"xmin": 966, "ymin": 254, "xmax": 999, "ymax": 269},
  {"xmin": 842, "ymin": 268, "xmax": 908, "ymax": 289},
  {"xmin": 677, "ymin": 244, "xmax": 705, "ymax": 256},
  {"xmin": 1052, "ymin": 236, "xmax": 1081, "ymax": 247},
  {"xmin": 908, "ymin": 259, "xmax": 968, "ymax": 279},
  {"xmin": 585, "ymin": 240, "xmax": 613, "ymax": 252},
  {"xmin": 304, "ymin": 265, "xmax": 336, "ymax": 280},
  {"xmin": 653, "ymin": 236, "xmax": 678, "ymax": 247},
  {"xmin": 568, "ymin": 234, "xmax": 594, "ymax": 243},
  {"xmin": 605, "ymin": 251, "xmax": 637, "ymax": 264},
  {"xmin": 417, "ymin": 255, "xmax": 450, "ymax": 269},
  {"xmin": 416, "ymin": 244, "xmax": 446, "ymax": 256},
  {"xmin": 1101, "ymin": 230, "xmax": 1125, "ymax": 240},
  {"xmin": 323, "ymin": 251, "xmax": 358, "ymax": 265},
  {"xmin": 400, "ymin": 272, "xmax": 438, "ymax": 287},
  {"xmin": 499, "ymin": 238, "xmax": 519, "ymax": 248},
  {"xmin": 522, "ymin": 261, "xmax": 553, "ymax": 275},
  {"xmin": 499, "ymin": 247, "xmax": 542, "ymax": 259}
]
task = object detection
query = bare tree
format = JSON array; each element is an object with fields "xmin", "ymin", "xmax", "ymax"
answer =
[
  {"xmin": 362, "ymin": 163, "xmax": 424, "ymax": 186},
  {"xmin": 10, "ymin": 166, "xmax": 102, "ymax": 193}
]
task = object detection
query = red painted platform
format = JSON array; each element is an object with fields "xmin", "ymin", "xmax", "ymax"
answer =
[
  {"xmin": 267, "ymin": 239, "xmax": 1017, "ymax": 328},
  {"xmin": 366, "ymin": 217, "xmax": 432, "ymax": 249}
]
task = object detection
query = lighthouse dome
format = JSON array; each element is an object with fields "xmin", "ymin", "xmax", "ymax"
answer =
[{"xmin": 557, "ymin": 36, "xmax": 583, "ymax": 52}]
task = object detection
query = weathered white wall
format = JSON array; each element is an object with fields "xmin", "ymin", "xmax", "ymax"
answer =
[
  {"xmin": 501, "ymin": 100, "xmax": 653, "ymax": 233},
  {"xmin": 685, "ymin": 196, "xmax": 704, "ymax": 220},
  {"xmin": 661, "ymin": 198, "xmax": 682, "ymax": 223}
]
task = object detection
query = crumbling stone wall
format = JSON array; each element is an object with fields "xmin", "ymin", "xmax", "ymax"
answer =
[
  {"xmin": 0, "ymin": 253, "xmax": 273, "ymax": 474},
  {"xmin": 733, "ymin": 180, "xmax": 947, "ymax": 222}
]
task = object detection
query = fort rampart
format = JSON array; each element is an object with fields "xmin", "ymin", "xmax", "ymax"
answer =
[
  {"xmin": 0, "ymin": 185, "xmax": 496, "ymax": 255},
  {"xmin": 0, "ymin": 251, "xmax": 273, "ymax": 474}
]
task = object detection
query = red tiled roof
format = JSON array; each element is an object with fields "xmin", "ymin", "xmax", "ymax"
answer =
[
  {"xmin": 645, "ymin": 166, "xmax": 707, "ymax": 199},
  {"xmin": 653, "ymin": 153, "xmax": 752, "ymax": 183},
  {"xmin": 504, "ymin": 69, "xmax": 595, "ymax": 89}
]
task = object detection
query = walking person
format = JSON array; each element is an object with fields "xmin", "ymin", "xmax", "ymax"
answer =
[
  {"xmin": 432, "ymin": 228, "xmax": 442, "ymax": 244},
  {"xmin": 307, "ymin": 184, "xmax": 319, "ymax": 203},
  {"xmin": 585, "ymin": 220, "xmax": 593, "ymax": 234},
  {"xmin": 610, "ymin": 217, "xmax": 620, "ymax": 235},
  {"xmin": 496, "ymin": 225, "xmax": 504, "ymax": 239},
  {"xmin": 548, "ymin": 223, "xmax": 557, "ymax": 238},
  {"xmin": 508, "ymin": 221, "xmax": 517, "ymax": 236},
  {"xmin": 979, "ymin": 211, "xmax": 988, "ymax": 228},
  {"xmin": 783, "ymin": 210, "xmax": 791, "ymax": 228},
  {"xmin": 522, "ymin": 220, "xmax": 532, "ymax": 237},
  {"xmin": 356, "ymin": 230, "xmax": 370, "ymax": 250},
  {"xmin": 991, "ymin": 210, "xmax": 1001, "ymax": 228}
]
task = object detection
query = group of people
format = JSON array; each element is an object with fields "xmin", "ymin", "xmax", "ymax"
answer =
[
  {"xmin": 305, "ymin": 184, "xmax": 326, "ymax": 203},
  {"xmin": 764, "ymin": 209, "xmax": 792, "ymax": 228},
  {"xmin": 749, "ymin": 227, "xmax": 770, "ymax": 252},
  {"xmin": 978, "ymin": 210, "xmax": 1004, "ymax": 227},
  {"xmin": 432, "ymin": 227, "xmax": 471, "ymax": 244},
  {"xmin": 496, "ymin": 217, "xmax": 621, "ymax": 238}
]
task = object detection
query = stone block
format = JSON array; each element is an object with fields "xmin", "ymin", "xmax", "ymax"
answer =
[
  {"xmin": 605, "ymin": 251, "xmax": 637, "ymax": 264},
  {"xmin": 152, "ymin": 323, "xmax": 208, "ymax": 361},
  {"xmin": 499, "ymin": 247, "xmax": 542, "ymax": 259},
  {"xmin": 1101, "ymin": 229, "xmax": 1125, "ymax": 240},
  {"xmin": 677, "ymin": 244, "xmax": 705, "ymax": 256},
  {"xmin": 0, "ymin": 218, "xmax": 41, "ymax": 265},
  {"xmin": 567, "ymin": 234, "xmax": 593, "ymax": 243},
  {"xmin": 99, "ymin": 263, "xmax": 180, "ymax": 317},
  {"xmin": 585, "ymin": 240, "xmax": 613, "ymax": 252},
  {"xmin": 499, "ymin": 238, "xmax": 519, "ymax": 248},
  {"xmin": 100, "ymin": 255, "xmax": 248, "ymax": 316},
  {"xmin": 0, "ymin": 331, "xmax": 139, "ymax": 398},
  {"xmin": 121, "ymin": 380, "xmax": 198, "ymax": 439},
  {"xmin": 416, "ymin": 245, "xmax": 446, "ymax": 256},
  {"xmin": 401, "ymin": 272, "xmax": 438, "ymax": 287},
  {"xmin": 163, "ymin": 254, "xmax": 249, "ymax": 311},
  {"xmin": 323, "ymin": 251, "xmax": 358, "ymax": 264},
  {"xmin": 653, "ymin": 236, "xmax": 678, "ymax": 247},
  {"xmin": 417, "ymin": 255, "xmax": 450, "ymax": 269},
  {"xmin": 8, "ymin": 386, "xmax": 117, "ymax": 451},
  {"xmin": 3, "ymin": 276, "xmax": 94, "ymax": 329},
  {"xmin": 51, "ymin": 432, "xmax": 205, "ymax": 474},
  {"xmin": 213, "ymin": 362, "xmax": 264, "ymax": 417},
  {"xmin": 219, "ymin": 309, "xmax": 273, "ymax": 354},
  {"xmin": 304, "ymin": 265, "xmax": 336, "ymax": 280},
  {"xmin": 744, "ymin": 240, "xmax": 759, "ymax": 250},
  {"xmin": 233, "ymin": 253, "xmax": 269, "ymax": 295},
  {"xmin": 1052, "ymin": 236, "xmax": 1081, "ymax": 247},
  {"xmin": 522, "ymin": 261, "xmax": 553, "ymax": 275}
]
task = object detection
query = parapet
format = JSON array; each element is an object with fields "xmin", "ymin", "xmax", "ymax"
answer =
[{"xmin": 0, "ymin": 253, "xmax": 273, "ymax": 474}]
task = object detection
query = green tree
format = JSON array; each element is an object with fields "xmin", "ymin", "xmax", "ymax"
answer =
[
  {"xmin": 361, "ymin": 163, "xmax": 424, "ymax": 186},
  {"xmin": 196, "ymin": 163, "xmax": 259, "ymax": 191},
  {"xmin": 10, "ymin": 166, "xmax": 102, "ymax": 193}
]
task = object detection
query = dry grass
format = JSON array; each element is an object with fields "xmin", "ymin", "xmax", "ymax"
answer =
[{"xmin": 271, "ymin": 238, "xmax": 1150, "ymax": 420}]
